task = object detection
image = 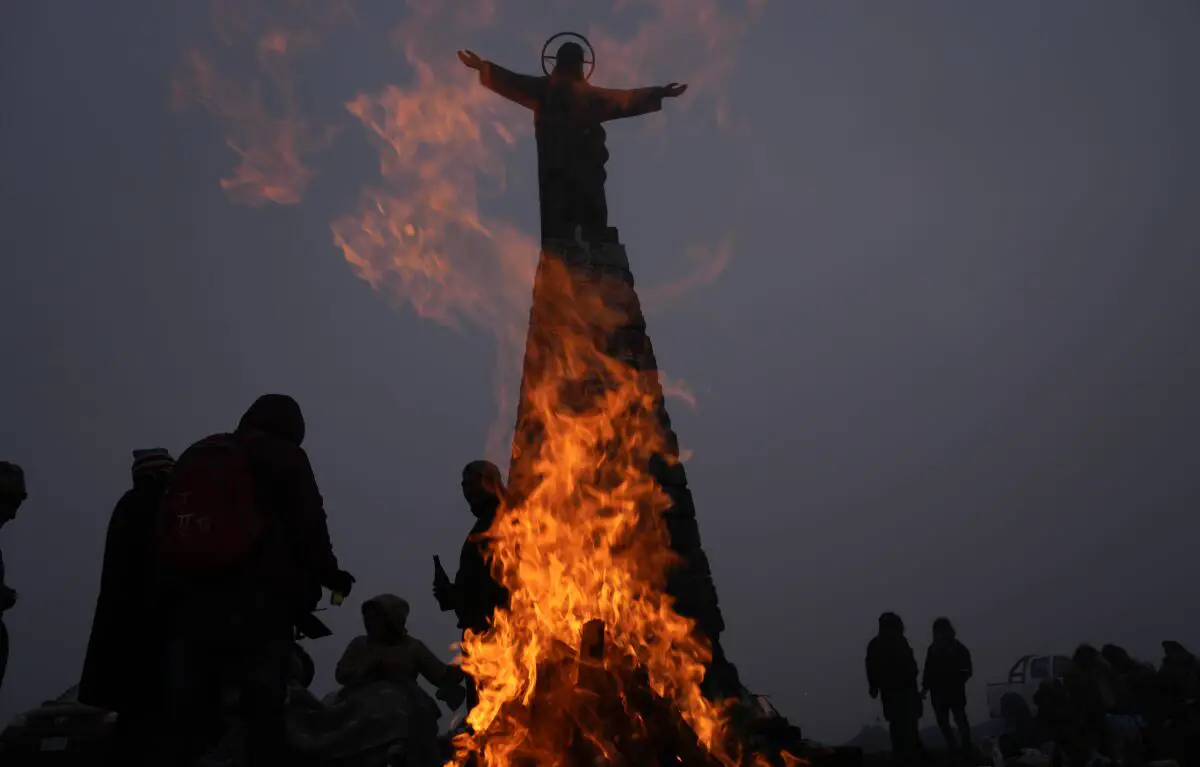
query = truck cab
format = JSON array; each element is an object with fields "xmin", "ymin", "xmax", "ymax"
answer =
[{"xmin": 985, "ymin": 654, "xmax": 1072, "ymax": 719}]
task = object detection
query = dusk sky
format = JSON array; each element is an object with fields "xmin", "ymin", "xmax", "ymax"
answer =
[{"xmin": 2, "ymin": 0, "xmax": 1199, "ymax": 743}]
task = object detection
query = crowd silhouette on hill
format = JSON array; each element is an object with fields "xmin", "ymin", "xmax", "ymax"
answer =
[{"xmin": 864, "ymin": 611, "xmax": 1199, "ymax": 767}]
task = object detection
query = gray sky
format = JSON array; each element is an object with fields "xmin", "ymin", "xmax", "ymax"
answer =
[{"xmin": 2, "ymin": 0, "xmax": 1199, "ymax": 743}]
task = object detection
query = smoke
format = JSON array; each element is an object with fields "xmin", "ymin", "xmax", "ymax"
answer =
[{"xmin": 174, "ymin": 0, "xmax": 764, "ymax": 457}]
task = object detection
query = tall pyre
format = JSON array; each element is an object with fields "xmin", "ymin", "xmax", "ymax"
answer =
[{"xmin": 448, "ymin": 33, "xmax": 760, "ymax": 767}]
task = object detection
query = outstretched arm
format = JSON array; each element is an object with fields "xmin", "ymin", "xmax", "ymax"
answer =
[
  {"xmin": 458, "ymin": 49, "xmax": 542, "ymax": 111},
  {"xmin": 413, "ymin": 637, "xmax": 466, "ymax": 689},
  {"xmin": 593, "ymin": 82, "xmax": 688, "ymax": 123}
]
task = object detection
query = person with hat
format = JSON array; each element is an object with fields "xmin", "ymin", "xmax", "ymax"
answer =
[
  {"xmin": 0, "ymin": 460, "xmax": 27, "ymax": 695},
  {"xmin": 78, "ymin": 448, "xmax": 176, "ymax": 762}
]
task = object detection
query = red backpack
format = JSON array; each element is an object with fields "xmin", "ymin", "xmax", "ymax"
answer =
[{"xmin": 157, "ymin": 432, "xmax": 266, "ymax": 574}]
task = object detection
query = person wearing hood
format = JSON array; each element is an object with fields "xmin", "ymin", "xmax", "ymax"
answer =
[
  {"xmin": 0, "ymin": 460, "xmax": 27, "ymax": 696},
  {"xmin": 333, "ymin": 595, "xmax": 464, "ymax": 764},
  {"xmin": 153, "ymin": 393, "xmax": 356, "ymax": 767},
  {"xmin": 866, "ymin": 612, "xmax": 926, "ymax": 764},
  {"xmin": 78, "ymin": 448, "xmax": 176, "ymax": 761},
  {"xmin": 336, "ymin": 594, "xmax": 466, "ymax": 702},
  {"xmin": 922, "ymin": 617, "xmax": 974, "ymax": 755}
]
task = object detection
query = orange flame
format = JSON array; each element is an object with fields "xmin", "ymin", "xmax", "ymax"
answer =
[
  {"xmin": 444, "ymin": 253, "xmax": 740, "ymax": 765},
  {"xmin": 324, "ymin": 2, "xmax": 764, "ymax": 763},
  {"xmin": 333, "ymin": 7, "xmax": 755, "ymax": 755},
  {"xmin": 177, "ymin": 1, "xmax": 770, "ymax": 763}
]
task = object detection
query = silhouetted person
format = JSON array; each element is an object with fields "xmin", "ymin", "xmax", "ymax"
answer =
[
  {"xmin": 866, "ymin": 612, "xmax": 925, "ymax": 764},
  {"xmin": 1099, "ymin": 644, "xmax": 1150, "ymax": 765},
  {"xmin": 336, "ymin": 593, "xmax": 467, "ymax": 747},
  {"xmin": 0, "ymin": 460, "xmax": 26, "ymax": 696},
  {"xmin": 997, "ymin": 693, "xmax": 1039, "ymax": 761},
  {"xmin": 434, "ymin": 461, "xmax": 510, "ymax": 634},
  {"xmin": 1064, "ymin": 644, "xmax": 1116, "ymax": 761},
  {"xmin": 1035, "ymin": 678, "xmax": 1084, "ymax": 767},
  {"xmin": 1158, "ymin": 640, "xmax": 1198, "ymax": 706},
  {"xmin": 434, "ymin": 460, "xmax": 510, "ymax": 719},
  {"xmin": 457, "ymin": 43, "xmax": 687, "ymax": 244},
  {"xmin": 78, "ymin": 448, "xmax": 175, "ymax": 764},
  {"xmin": 922, "ymin": 617, "xmax": 973, "ymax": 755},
  {"xmin": 1101, "ymin": 644, "xmax": 1156, "ymax": 716},
  {"xmin": 335, "ymin": 594, "xmax": 463, "ymax": 765},
  {"xmin": 152, "ymin": 393, "xmax": 356, "ymax": 766},
  {"xmin": 1156, "ymin": 641, "xmax": 1199, "ymax": 763}
]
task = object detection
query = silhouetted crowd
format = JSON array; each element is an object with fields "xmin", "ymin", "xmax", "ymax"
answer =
[
  {"xmin": 0, "ymin": 393, "xmax": 510, "ymax": 766},
  {"xmin": 864, "ymin": 612, "xmax": 1199, "ymax": 767},
  {"xmin": 1025, "ymin": 642, "xmax": 1198, "ymax": 767},
  {"xmin": 2, "ymin": 396, "xmax": 1197, "ymax": 767}
]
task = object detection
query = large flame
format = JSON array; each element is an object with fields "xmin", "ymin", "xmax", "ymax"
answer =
[
  {"xmin": 177, "ymin": 1, "xmax": 774, "ymax": 764},
  {"xmin": 445, "ymin": 250, "xmax": 741, "ymax": 764}
]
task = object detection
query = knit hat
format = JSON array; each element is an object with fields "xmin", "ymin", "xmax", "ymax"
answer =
[{"xmin": 132, "ymin": 448, "xmax": 175, "ymax": 481}]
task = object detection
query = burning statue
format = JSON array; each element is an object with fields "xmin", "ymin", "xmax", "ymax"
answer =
[{"xmin": 449, "ymin": 32, "xmax": 758, "ymax": 767}]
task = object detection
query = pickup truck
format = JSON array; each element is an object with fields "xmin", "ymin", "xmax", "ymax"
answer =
[{"xmin": 985, "ymin": 654, "xmax": 1072, "ymax": 719}]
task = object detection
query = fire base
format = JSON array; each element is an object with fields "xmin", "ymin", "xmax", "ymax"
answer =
[
  {"xmin": 456, "ymin": 620, "xmax": 727, "ymax": 767},
  {"xmin": 506, "ymin": 231, "xmax": 741, "ymax": 700}
]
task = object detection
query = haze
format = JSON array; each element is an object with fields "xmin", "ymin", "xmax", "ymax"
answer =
[{"xmin": 1, "ymin": 0, "xmax": 1198, "ymax": 743}]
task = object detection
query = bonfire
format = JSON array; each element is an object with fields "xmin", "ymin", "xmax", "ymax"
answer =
[{"xmin": 444, "ymin": 253, "xmax": 778, "ymax": 767}]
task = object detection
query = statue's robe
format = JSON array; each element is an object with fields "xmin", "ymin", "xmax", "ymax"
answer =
[{"xmin": 477, "ymin": 62, "xmax": 666, "ymax": 242}]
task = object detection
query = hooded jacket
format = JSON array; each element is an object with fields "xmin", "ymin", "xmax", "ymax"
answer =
[
  {"xmin": 166, "ymin": 395, "xmax": 341, "ymax": 636},
  {"xmin": 922, "ymin": 638, "xmax": 973, "ymax": 695},
  {"xmin": 867, "ymin": 631, "xmax": 923, "ymax": 722},
  {"xmin": 335, "ymin": 594, "xmax": 462, "ymax": 690},
  {"xmin": 236, "ymin": 394, "xmax": 340, "ymax": 609}
]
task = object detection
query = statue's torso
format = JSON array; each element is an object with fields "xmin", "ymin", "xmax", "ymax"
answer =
[{"xmin": 533, "ymin": 79, "xmax": 609, "ymax": 175}]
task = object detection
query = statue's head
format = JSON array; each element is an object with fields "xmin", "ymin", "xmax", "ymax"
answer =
[{"xmin": 553, "ymin": 41, "xmax": 586, "ymax": 81}]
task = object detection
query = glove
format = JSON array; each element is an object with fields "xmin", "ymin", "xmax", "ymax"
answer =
[{"xmin": 326, "ymin": 569, "xmax": 356, "ymax": 598}]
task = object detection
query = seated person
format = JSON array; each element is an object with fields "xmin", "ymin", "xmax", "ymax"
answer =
[{"xmin": 336, "ymin": 594, "xmax": 467, "ymax": 711}]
